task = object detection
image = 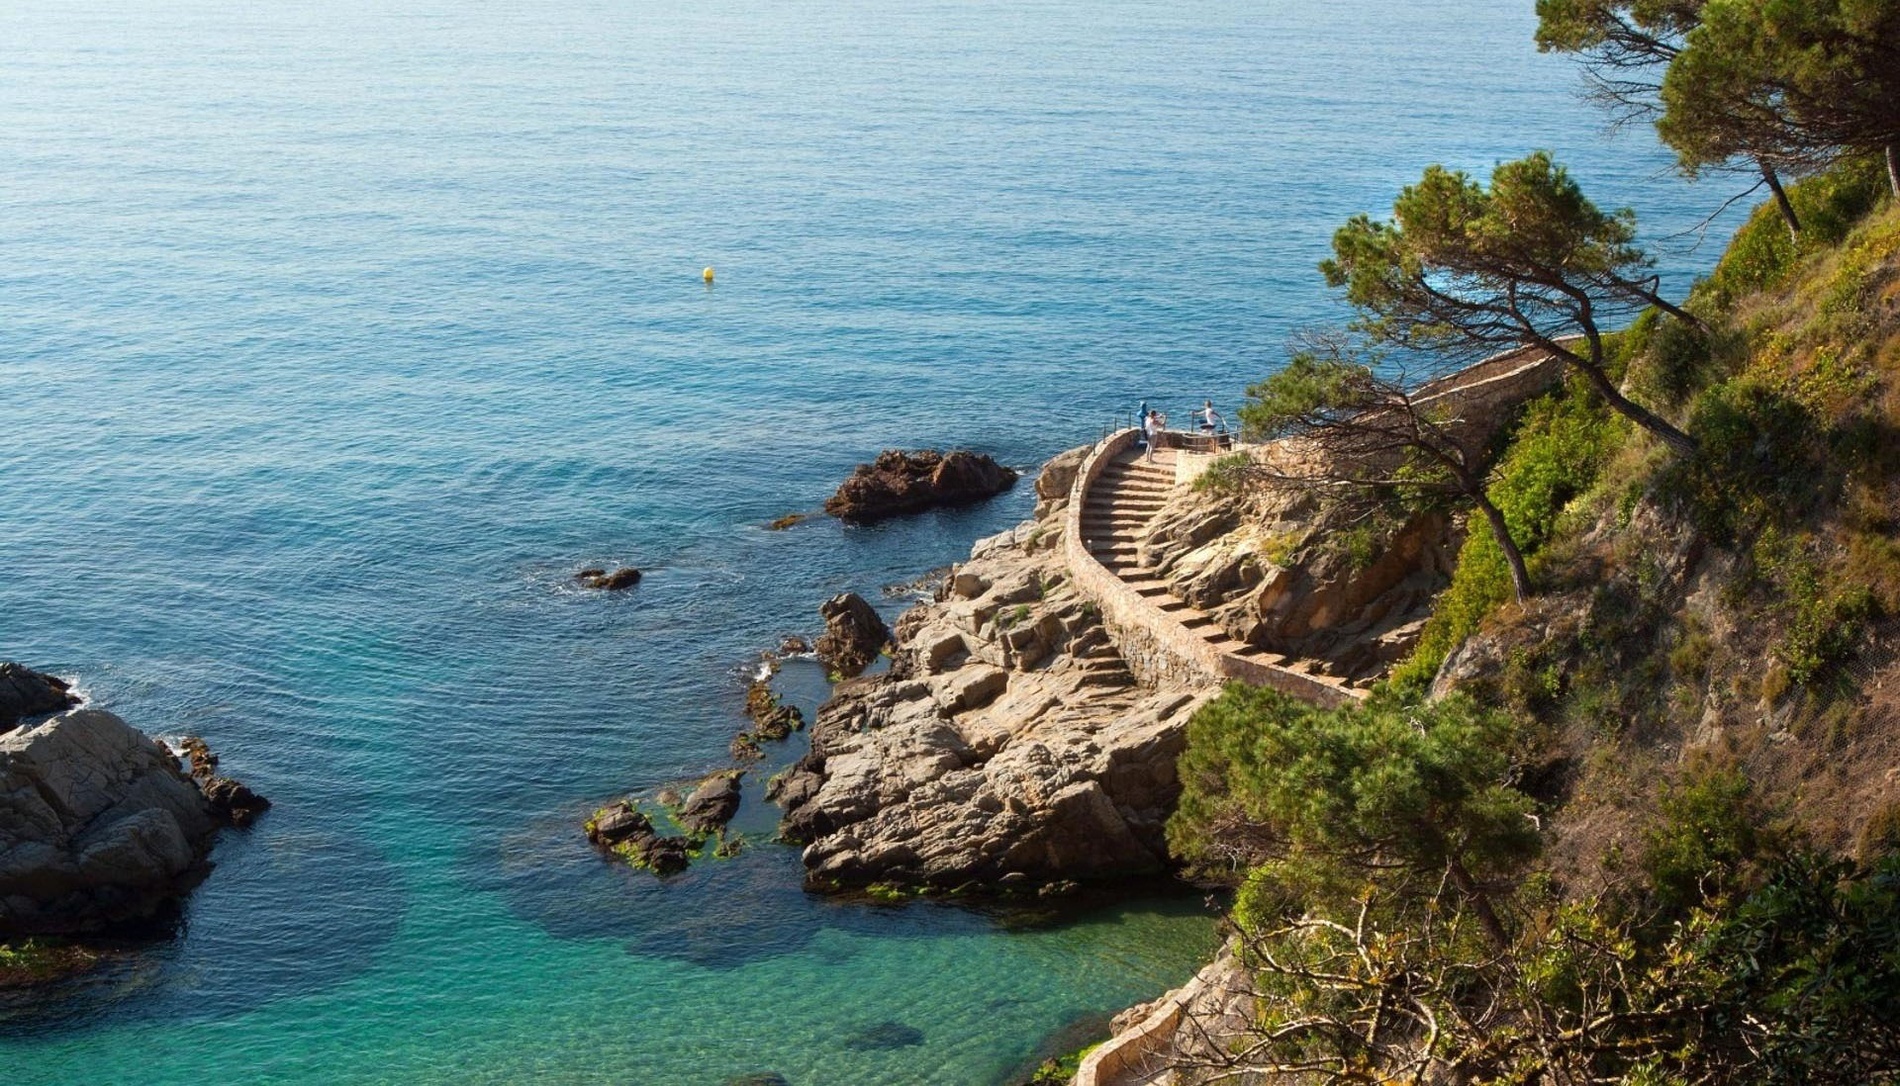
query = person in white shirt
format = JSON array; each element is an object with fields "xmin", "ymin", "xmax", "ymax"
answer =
[{"xmin": 1198, "ymin": 400, "xmax": 1223, "ymax": 449}]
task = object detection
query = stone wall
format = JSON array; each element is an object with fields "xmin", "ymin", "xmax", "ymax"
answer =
[{"xmin": 1062, "ymin": 431, "xmax": 1359, "ymax": 708}]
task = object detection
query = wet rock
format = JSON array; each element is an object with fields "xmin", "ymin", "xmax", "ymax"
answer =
[
  {"xmin": 745, "ymin": 683, "xmax": 804, "ymax": 742},
  {"xmin": 636, "ymin": 835, "xmax": 693, "ymax": 876},
  {"xmin": 766, "ymin": 513, "xmax": 807, "ymax": 531},
  {"xmin": 0, "ymin": 662, "xmax": 79, "ymax": 732},
  {"xmin": 842, "ymin": 1021, "xmax": 926, "ymax": 1051},
  {"xmin": 586, "ymin": 801, "xmax": 654, "ymax": 847},
  {"xmin": 585, "ymin": 800, "xmax": 693, "ymax": 876},
  {"xmin": 176, "ymin": 735, "xmax": 269, "ymax": 828},
  {"xmin": 0, "ymin": 709, "xmax": 223, "ymax": 936},
  {"xmin": 815, "ymin": 593, "xmax": 891, "ymax": 678},
  {"xmin": 575, "ymin": 567, "xmax": 643, "ymax": 591},
  {"xmin": 201, "ymin": 777, "xmax": 271, "ymax": 828},
  {"xmin": 678, "ymin": 773, "xmax": 742, "ymax": 836},
  {"xmin": 779, "ymin": 635, "xmax": 813, "ymax": 655},
  {"xmin": 824, "ymin": 449, "xmax": 1018, "ymax": 524}
]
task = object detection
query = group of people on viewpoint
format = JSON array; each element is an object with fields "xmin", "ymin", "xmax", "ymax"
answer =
[{"xmin": 1138, "ymin": 399, "xmax": 1224, "ymax": 461}]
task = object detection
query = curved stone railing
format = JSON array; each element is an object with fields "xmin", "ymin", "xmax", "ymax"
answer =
[{"xmin": 1063, "ymin": 429, "xmax": 1357, "ymax": 707}]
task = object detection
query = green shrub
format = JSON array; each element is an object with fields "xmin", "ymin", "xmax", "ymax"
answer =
[
  {"xmin": 1392, "ymin": 382, "xmax": 1622, "ymax": 688},
  {"xmin": 1695, "ymin": 157, "xmax": 1890, "ymax": 314},
  {"xmin": 1639, "ymin": 759, "xmax": 1774, "ymax": 923},
  {"xmin": 1169, "ymin": 685, "xmax": 1538, "ymax": 911}
]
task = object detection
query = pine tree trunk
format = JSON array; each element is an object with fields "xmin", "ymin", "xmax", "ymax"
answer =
[
  {"xmin": 1575, "ymin": 362, "xmax": 1698, "ymax": 456},
  {"xmin": 1473, "ymin": 492, "xmax": 1533, "ymax": 604},
  {"xmin": 1888, "ymin": 144, "xmax": 1900, "ymax": 201},
  {"xmin": 1447, "ymin": 858, "xmax": 1510, "ymax": 954},
  {"xmin": 1760, "ymin": 161, "xmax": 1801, "ymax": 241}
]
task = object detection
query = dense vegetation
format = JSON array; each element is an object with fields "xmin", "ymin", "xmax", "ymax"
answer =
[{"xmin": 1166, "ymin": 2, "xmax": 1900, "ymax": 1078}]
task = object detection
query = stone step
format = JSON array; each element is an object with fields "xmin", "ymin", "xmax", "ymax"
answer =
[{"xmin": 1086, "ymin": 497, "xmax": 1165, "ymax": 511}]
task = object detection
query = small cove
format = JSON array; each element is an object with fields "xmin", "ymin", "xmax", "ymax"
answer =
[{"xmin": 0, "ymin": 0, "xmax": 1733, "ymax": 1080}]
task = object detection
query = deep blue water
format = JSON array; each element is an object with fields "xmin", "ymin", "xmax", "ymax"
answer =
[{"xmin": 1, "ymin": 1, "xmax": 1735, "ymax": 1082}]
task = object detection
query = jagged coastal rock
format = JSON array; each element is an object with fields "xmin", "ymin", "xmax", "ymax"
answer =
[
  {"xmin": 814, "ymin": 592, "xmax": 892, "ymax": 678},
  {"xmin": 0, "ymin": 709, "xmax": 263, "ymax": 936},
  {"xmin": 776, "ymin": 456, "xmax": 1205, "ymax": 893},
  {"xmin": 823, "ymin": 449, "xmax": 1019, "ymax": 523},
  {"xmin": 575, "ymin": 566, "xmax": 643, "ymax": 590},
  {"xmin": 0, "ymin": 662, "xmax": 80, "ymax": 732}
]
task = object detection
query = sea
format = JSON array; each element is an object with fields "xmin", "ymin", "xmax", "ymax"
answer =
[{"xmin": 0, "ymin": 1, "xmax": 1736, "ymax": 1082}]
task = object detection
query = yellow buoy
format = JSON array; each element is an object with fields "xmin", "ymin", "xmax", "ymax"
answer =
[{"xmin": 702, "ymin": 266, "xmax": 715, "ymax": 283}]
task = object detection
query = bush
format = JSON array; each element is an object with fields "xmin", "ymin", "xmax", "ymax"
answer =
[
  {"xmin": 1392, "ymin": 381, "xmax": 1622, "ymax": 688},
  {"xmin": 1169, "ymin": 684, "xmax": 1539, "ymax": 912},
  {"xmin": 1695, "ymin": 156, "xmax": 1890, "ymax": 313}
]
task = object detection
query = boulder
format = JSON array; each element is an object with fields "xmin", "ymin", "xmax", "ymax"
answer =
[
  {"xmin": 584, "ymin": 800, "xmax": 693, "ymax": 875},
  {"xmin": 201, "ymin": 777, "xmax": 272, "ymax": 828},
  {"xmin": 823, "ymin": 449, "xmax": 1018, "ymax": 524},
  {"xmin": 576, "ymin": 567, "xmax": 642, "ymax": 591},
  {"xmin": 0, "ymin": 710, "xmax": 224, "ymax": 936},
  {"xmin": 678, "ymin": 773, "xmax": 743, "ymax": 836},
  {"xmin": 814, "ymin": 593, "xmax": 891, "ymax": 678},
  {"xmin": 587, "ymin": 801, "xmax": 654, "ymax": 846},
  {"xmin": 0, "ymin": 663, "xmax": 79, "ymax": 732},
  {"xmin": 1032, "ymin": 444, "xmax": 1089, "ymax": 517}
]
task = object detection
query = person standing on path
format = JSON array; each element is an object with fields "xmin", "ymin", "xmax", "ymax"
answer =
[
  {"xmin": 1199, "ymin": 400, "xmax": 1224, "ymax": 450},
  {"xmin": 1143, "ymin": 409, "xmax": 1162, "ymax": 462}
]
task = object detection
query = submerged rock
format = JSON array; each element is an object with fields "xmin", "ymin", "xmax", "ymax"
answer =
[
  {"xmin": 0, "ymin": 710, "xmax": 223, "ymax": 936},
  {"xmin": 814, "ymin": 593, "xmax": 891, "ymax": 678},
  {"xmin": 725, "ymin": 1075, "xmax": 791, "ymax": 1086},
  {"xmin": 0, "ymin": 662, "xmax": 79, "ymax": 732},
  {"xmin": 575, "ymin": 566, "xmax": 643, "ymax": 591},
  {"xmin": 842, "ymin": 1021, "xmax": 926, "ymax": 1050},
  {"xmin": 824, "ymin": 449, "xmax": 1018, "ymax": 524}
]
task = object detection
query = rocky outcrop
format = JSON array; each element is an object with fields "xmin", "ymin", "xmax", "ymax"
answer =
[
  {"xmin": 1134, "ymin": 473, "xmax": 1460, "ymax": 682},
  {"xmin": 1033, "ymin": 445, "xmax": 1089, "ymax": 519},
  {"xmin": 815, "ymin": 593, "xmax": 892, "ymax": 678},
  {"xmin": 576, "ymin": 567, "xmax": 642, "ymax": 590},
  {"xmin": 585, "ymin": 801, "xmax": 693, "ymax": 875},
  {"xmin": 1, "ymin": 710, "xmax": 224, "ymax": 936},
  {"xmin": 0, "ymin": 663, "xmax": 79, "ymax": 732},
  {"xmin": 776, "ymin": 507, "xmax": 1205, "ymax": 893},
  {"xmin": 177, "ymin": 735, "xmax": 272, "ymax": 827},
  {"xmin": 678, "ymin": 772, "xmax": 742, "ymax": 835},
  {"xmin": 824, "ymin": 449, "xmax": 1019, "ymax": 523}
]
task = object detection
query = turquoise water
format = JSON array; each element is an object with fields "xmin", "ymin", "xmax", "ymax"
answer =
[{"xmin": 1, "ymin": 0, "xmax": 1728, "ymax": 1082}]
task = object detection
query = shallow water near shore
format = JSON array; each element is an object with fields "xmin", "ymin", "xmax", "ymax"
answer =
[{"xmin": 2, "ymin": 0, "xmax": 1729, "ymax": 1081}]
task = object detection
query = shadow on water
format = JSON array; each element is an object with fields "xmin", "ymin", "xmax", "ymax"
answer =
[{"xmin": 0, "ymin": 827, "xmax": 404, "ymax": 1037}]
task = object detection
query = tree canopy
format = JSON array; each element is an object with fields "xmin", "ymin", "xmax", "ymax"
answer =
[
  {"xmin": 1239, "ymin": 343, "xmax": 1536, "ymax": 601},
  {"xmin": 1659, "ymin": 0, "xmax": 1900, "ymax": 198},
  {"xmin": 1323, "ymin": 152, "xmax": 1701, "ymax": 455}
]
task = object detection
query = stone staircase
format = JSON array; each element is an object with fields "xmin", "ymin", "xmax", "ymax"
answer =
[{"xmin": 1077, "ymin": 444, "xmax": 1360, "ymax": 705}]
